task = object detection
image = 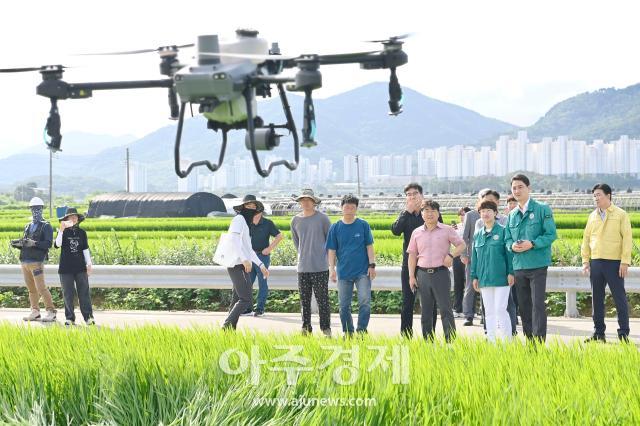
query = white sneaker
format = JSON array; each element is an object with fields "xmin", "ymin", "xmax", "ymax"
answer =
[
  {"xmin": 64, "ymin": 319, "xmax": 75, "ymax": 326},
  {"xmin": 23, "ymin": 311, "xmax": 41, "ymax": 321},
  {"xmin": 41, "ymin": 310, "xmax": 57, "ymax": 322},
  {"xmin": 85, "ymin": 318, "xmax": 96, "ymax": 326},
  {"xmin": 322, "ymin": 329, "xmax": 332, "ymax": 338}
]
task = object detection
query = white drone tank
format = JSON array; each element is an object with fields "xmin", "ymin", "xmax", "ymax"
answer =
[{"xmin": 219, "ymin": 29, "xmax": 269, "ymax": 65}]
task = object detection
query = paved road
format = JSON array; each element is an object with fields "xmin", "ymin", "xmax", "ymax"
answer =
[{"xmin": 1, "ymin": 308, "xmax": 639, "ymax": 344}]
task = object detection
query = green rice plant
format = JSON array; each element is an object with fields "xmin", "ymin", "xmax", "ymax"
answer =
[{"xmin": 0, "ymin": 325, "xmax": 639, "ymax": 425}]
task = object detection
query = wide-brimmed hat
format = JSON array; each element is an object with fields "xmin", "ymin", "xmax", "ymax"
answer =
[
  {"xmin": 294, "ymin": 188, "xmax": 321, "ymax": 205},
  {"xmin": 232, "ymin": 194, "xmax": 265, "ymax": 212},
  {"xmin": 59, "ymin": 207, "xmax": 85, "ymax": 223}
]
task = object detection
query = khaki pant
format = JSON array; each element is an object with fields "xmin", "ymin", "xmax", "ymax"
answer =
[{"xmin": 21, "ymin": 262, "xmax": 55, "ymax": 312}]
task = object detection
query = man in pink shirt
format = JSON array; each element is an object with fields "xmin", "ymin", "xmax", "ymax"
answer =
[{"xmin": 408, "ymin": 200, "xmax": 466, "ymax": 341}]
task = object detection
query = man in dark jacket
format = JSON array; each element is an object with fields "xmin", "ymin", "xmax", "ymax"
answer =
[
  {"xmin": 13, "ymin": 197, "xmax": 56, "ymax": 322},
  {"xmin": 391, "ymin": 183, "xmax": 436, "ymax": 337}
]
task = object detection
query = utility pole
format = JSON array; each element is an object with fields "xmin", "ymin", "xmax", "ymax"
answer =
[
  {"xmin": 49, "ymin": 149, "xmax": 53, "ymax": 218},
  {"xmin": 355, "ymin": 155, "xmax": 361, "ymax": 197},
  {"xmin": 125, "ymin": 148, "xmax": 130, "ymax": 193}
]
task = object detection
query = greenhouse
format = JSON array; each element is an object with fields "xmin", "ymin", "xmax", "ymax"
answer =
[{"xmin": 87, "ymin": 192, "xmax": 227, "ymax": 218}]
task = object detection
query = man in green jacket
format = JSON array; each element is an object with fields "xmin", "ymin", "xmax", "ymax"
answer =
[{"xmin": 504, "ymin": 174, "xmax": 557, "ymax": 342}]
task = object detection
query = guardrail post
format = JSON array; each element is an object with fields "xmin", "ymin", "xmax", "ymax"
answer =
[{"xmin": 564, "ymin": 291, "xmax": 579, "ymax": 317}]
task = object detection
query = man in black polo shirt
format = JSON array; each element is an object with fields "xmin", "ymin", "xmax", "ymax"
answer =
[
  {"xmin": 245, "ymin": 199, "xmax": 283, "ymax": 316},
  {"xmin": 392, "ymin": 183, "xmax": 436, "ymax": 337}
]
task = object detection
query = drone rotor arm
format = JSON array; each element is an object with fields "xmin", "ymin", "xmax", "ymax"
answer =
[
  {"xmin": 66, "ymin": 79, "xmax": 173, "ymax": 94},
  {"xmin": 315, "ymin": 50, "xmax": 383, "ymax": 65}
]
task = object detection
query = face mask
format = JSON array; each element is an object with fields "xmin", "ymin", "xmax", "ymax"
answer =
[
  {"xmin": 238, "ymin": 207, "xmax": 257, "ymax": 226},
  {"xmin": 31, "ymin": 207, "xmax": 43, "ymax": 223}
]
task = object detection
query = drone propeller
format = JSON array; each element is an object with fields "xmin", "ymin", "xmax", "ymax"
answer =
[
  {"xmin": 0, "ymin": 65, "xmax": 70, "ymax": 73},
  {"xmin": 365, "ymin": 33, "xmax": 413, "ymax": 44},
  {"xmin": 78, "ymin": 44, "xmax": 194, "ymax": 56}
]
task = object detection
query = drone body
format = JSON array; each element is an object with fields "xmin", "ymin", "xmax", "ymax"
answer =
[{"xmin": 1, "ymin": 29, "xmax": 408, "ymax": 179}]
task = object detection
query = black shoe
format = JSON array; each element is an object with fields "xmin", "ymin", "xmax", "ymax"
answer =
[
  {"xmin": 584, "ymin": 334, "xmax": 606, "ymax": 343},
  {"xmin": 618, "ymin": 334, "xmax": 630, "ymax": 343},
  {"xmin": 463, "ymin": 319, "xmax": 473, "ymax": 326},
  {"xmin": 253, "ymin": 310, "xmax": 264, "ymax": 317}
]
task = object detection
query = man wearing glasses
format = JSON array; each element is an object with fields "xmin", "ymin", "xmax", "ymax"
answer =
[
  {"xmin": 582, "ymin": 183, "xmax": 632, "ymax": 343},
  {"xmin": 408, "ymin": 200, "xmax": 466, "ymax": 342},
  {"xmin": 392, "ymin": 183, "xmax": 436, "ymax": 337}
]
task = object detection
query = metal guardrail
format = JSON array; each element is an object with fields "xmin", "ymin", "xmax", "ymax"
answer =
[{"xmin": 1, "ymin": 265, "xmax": 638, "ymax": 317}]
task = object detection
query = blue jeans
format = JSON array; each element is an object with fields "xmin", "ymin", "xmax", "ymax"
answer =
[
  {"xmin": 337, "ymin": 274, "xmax": 371, "ymax": 333},
  {"xmin": 249, "ymin": 253, "xmax": 270, "ymax": 312}
]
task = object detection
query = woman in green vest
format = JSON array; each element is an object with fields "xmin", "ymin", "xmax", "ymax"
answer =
[{"xmin": 470, "ymin": 200, "xmax": 514, "ymax": 341}]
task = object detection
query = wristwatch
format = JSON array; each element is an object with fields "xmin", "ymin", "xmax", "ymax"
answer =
[{"xmin": 368, "ymin": 263, "xmax": 376, "ymax": 269}]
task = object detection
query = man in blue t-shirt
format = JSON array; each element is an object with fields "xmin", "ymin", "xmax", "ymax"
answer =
[{"xmin": 326, "ymin": 195, "xmax": 376, "ymax": 336}]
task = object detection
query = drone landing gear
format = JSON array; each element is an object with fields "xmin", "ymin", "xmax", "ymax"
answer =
[
  {"xmin": 174, "ymin": 101, "xmax": 228, "ymax": 178},
  {"xmin": 173, "ymin": 82, "xmax": 300, "ymax": 178}
]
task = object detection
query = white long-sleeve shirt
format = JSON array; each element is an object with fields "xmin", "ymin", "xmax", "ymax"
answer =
[{"xmin": 228, "ymin": 215, "xmax": 262, "ymax": 266}]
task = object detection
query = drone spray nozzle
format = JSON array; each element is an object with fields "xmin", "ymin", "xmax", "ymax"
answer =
[
  {"xmin": 388, "ymin": 67, "xmax": 403, "ymax": 116},
  {"xmin": 45, "ymin": 98, "xmax": 62, "ymax": 152},
  {"xmin": 301, "ymin": 89, "xmax": 317, "ymax": 147},
  {"xmin": 168, "ymin": 88, "xmax": 179, "ymax": 120}
]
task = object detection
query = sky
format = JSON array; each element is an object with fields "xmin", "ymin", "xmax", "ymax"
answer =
[{"xmin": 1, "ymin": 0, "xmax": 639, "ymax": 158}]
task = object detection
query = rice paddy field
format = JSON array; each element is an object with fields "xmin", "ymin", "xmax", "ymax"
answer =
[
  {"xmin": 1, "ymin": 210, "xmax": 640, "ymax": 266},
  {"xmin": 1, "ymin": 208, "xmax": 640, "ymax": 315},
  {"xmin": 0, "ymin": 325, "xmax": 638, "ymax": 425}
]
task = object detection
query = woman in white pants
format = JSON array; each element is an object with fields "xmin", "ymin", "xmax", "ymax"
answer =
[{"xmin": 470, "ymin": 200, "xmax": 515, "ymax": 341}]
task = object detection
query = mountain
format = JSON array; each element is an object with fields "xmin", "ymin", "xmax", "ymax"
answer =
[
  {"xmin": 0, "ymin": 82, "xmax": 516, "ymax": 192},
  {"xmin": 526, "ymin": 83, "xmax": 640, "ymax": 140}
]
